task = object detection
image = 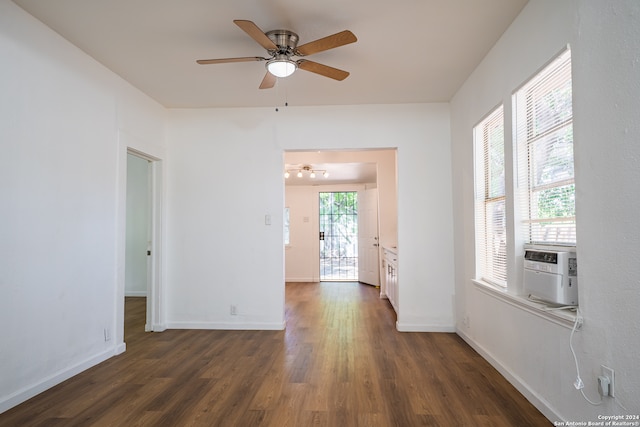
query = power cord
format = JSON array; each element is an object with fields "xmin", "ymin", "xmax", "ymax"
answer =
[{"xmin": 569, "ymin": 309, "xmax": 602, "ymax": 406}]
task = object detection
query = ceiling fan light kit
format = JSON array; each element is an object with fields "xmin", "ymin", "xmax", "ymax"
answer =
[
  {"xmin": 285, "ymin": 165, "xmax": 328, "ymax": 180},
  {"xmin": 267, "ymin": 56, "xmax": 297, "ymax": 78},
  {"xmin": 197, "ymin": 20, "xmax": 357, "ymax": 89}
]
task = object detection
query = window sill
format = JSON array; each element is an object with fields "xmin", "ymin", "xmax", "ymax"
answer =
[{"xmin": 472, "ymin": 279, "xmax": 578, "ymax": 329}]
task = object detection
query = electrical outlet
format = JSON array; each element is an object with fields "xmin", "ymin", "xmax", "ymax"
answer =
[
  {"xmin": 461, "ymin": 315, "xmax": 470, "ymax": 329},
  {"xmin": 601, "ymin": 365, "xmax": 615, "ymax": 398},
  {"xmin": 104, "ymin": 328, "xmax": 111, "ymax": 342},
  {"xmin": 230, "ymin": 305, "xmax": 237, "ymax": 315}
]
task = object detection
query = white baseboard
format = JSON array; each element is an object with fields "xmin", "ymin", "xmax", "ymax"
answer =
[
  {"xmin": 396, "ymin": 321, "xmax": 456, "ymax": 332},
  {"xmin": 0, "ymin": 347, "xmax": 119, "ymax": 414},
  {"xmin": 124, "ymin": 291, "xmax": 147, "ymax": 297},
  {"xmin": 285, "ymin": 277, "xmax": 315, "ymax": 282},
  {"xmin": 151, "ymin": 323, "xmax": 166, "ymax": 332},
  {"xmin": 456, "ymin": 328, "xmax": 561, "ymax": 423},
  {"xmin": 166, "ymin": 321, "xmax": 286, "ymax": 331},
  {"xmin": 115, "ymin": 342, "xmax": 126, "ymax": 355}
]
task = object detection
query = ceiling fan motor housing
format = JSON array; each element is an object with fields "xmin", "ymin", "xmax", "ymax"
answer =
[{"xmin": 265, "ymin": 30, "xmax": 299, "ymax": 56}]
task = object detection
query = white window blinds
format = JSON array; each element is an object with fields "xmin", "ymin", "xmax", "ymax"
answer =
[
  {"xmin": 474, "ymin": 105, "xmax": 506, "ymax": 287},
  {"xmin": 515, "ymin": 49, "xmax": 576, "ymax": 246}
]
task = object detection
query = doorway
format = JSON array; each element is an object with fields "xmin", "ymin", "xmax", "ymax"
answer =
[
  {"xmin": 319, "ymin": 191, "xmax": 358, "ymax": 281},
  {"xmin": 283, "ymin": 149, "xmax": 396, "ymax": 287},
  {"xmin": 124, "ymin": 148, "xmax": 163, "ymax": 333}
]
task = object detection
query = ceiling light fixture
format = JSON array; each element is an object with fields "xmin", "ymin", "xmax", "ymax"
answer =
[
  {"xmin": 267, "ymin": 54, "xmax": 297, "ymax": 78},
  {"xmin": 284, "ymin": 165, "xmax": 328, "ymax": 180}
]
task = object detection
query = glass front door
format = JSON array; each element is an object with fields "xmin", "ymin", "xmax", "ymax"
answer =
[{"xmin": 319, "ymin": 192, "xmax": 358, "ymax": 281}]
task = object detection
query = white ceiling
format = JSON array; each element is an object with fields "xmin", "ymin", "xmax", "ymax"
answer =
[{"xmin": 13, "ymin": 0, "xmax": 528, "ymax": 109}]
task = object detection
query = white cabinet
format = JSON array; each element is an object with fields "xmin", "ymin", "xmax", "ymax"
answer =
[{"xmin": 382, "ymin": 247, "xmax": 398, "ymax": 313}]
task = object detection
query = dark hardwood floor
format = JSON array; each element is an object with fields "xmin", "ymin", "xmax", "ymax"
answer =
[{"xmin": 1, "ymin": 282, "xmax": 551, "ymax": 426}]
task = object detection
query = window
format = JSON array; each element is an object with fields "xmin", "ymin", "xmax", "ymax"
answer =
[
  {"xmin": 474, "ymin": 105, "xmax": 506, "ymax": 287},
  {"xmin": 515, "ymin": 49, "xmax": 575, "ymax": 246}
]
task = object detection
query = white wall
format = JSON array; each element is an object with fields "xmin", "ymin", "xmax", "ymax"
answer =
[
  {"xmin": 166, "ymin": 103, "xmax": 454, "ymax": 332},
  {"xmin": 285, "ymin": 185, "xmax": 319, "ymax": 282},
  {"xmin": 125, "ymin": 154, "xmax": 149, "ymax": 296},
  {"xmin": 450, "ymin": 0, "xmax": 640, "ymax": 420},
  {"xmin": 0, "ymin": 0, "xmax": 166, "ymax": 412}
]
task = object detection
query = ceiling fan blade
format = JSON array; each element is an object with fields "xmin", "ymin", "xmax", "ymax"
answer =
[
  {"xmin": 234, "ymin": 20, "xmax": 278, "ymax": 51},
  {"xmin": 196, "ymin": 57, "xmax": 266, "ymax": 65},
  {"xmin": 259, "ymin": 72, "xmax": 277, "ymax": 89},
  {"xmin": 295, "ymin": 30, "xmax": 357, "ymax": 56},
  {"xmin": 297, "ymin": 60, "xmax": 350, "ymax": 81}
]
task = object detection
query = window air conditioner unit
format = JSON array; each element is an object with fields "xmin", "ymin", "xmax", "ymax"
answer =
[{"xmin": 523, "ymin": 249, "xmax": 578, "ymax": 306}]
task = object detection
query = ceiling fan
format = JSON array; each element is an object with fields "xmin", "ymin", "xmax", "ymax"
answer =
[{"xmin": 196, "ymin": 20, "xmax": 357, "ymax": 89}]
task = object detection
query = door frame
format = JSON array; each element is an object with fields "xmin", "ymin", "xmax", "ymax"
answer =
[{"xmin": 117, "ymin": 143, "xmax": 165, "ymax": 353}]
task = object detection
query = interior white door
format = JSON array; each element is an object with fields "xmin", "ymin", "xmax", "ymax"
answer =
[{"xmin": 358, "ymin": 188, "xmax": 380, "ymax": 286}]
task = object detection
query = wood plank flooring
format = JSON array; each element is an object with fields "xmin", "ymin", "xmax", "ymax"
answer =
[{"xmin": 1, "ymin": 282, "xmax": 551, "ymax": 426}]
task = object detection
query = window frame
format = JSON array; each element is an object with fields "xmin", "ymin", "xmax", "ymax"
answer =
[
  {"xmin": 474, "ymin": 104, "xmax": 507, "ymax": 288},
  {"xmin": 514, "ymin": 48, "xmax": 576, "ymax": 247}
]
